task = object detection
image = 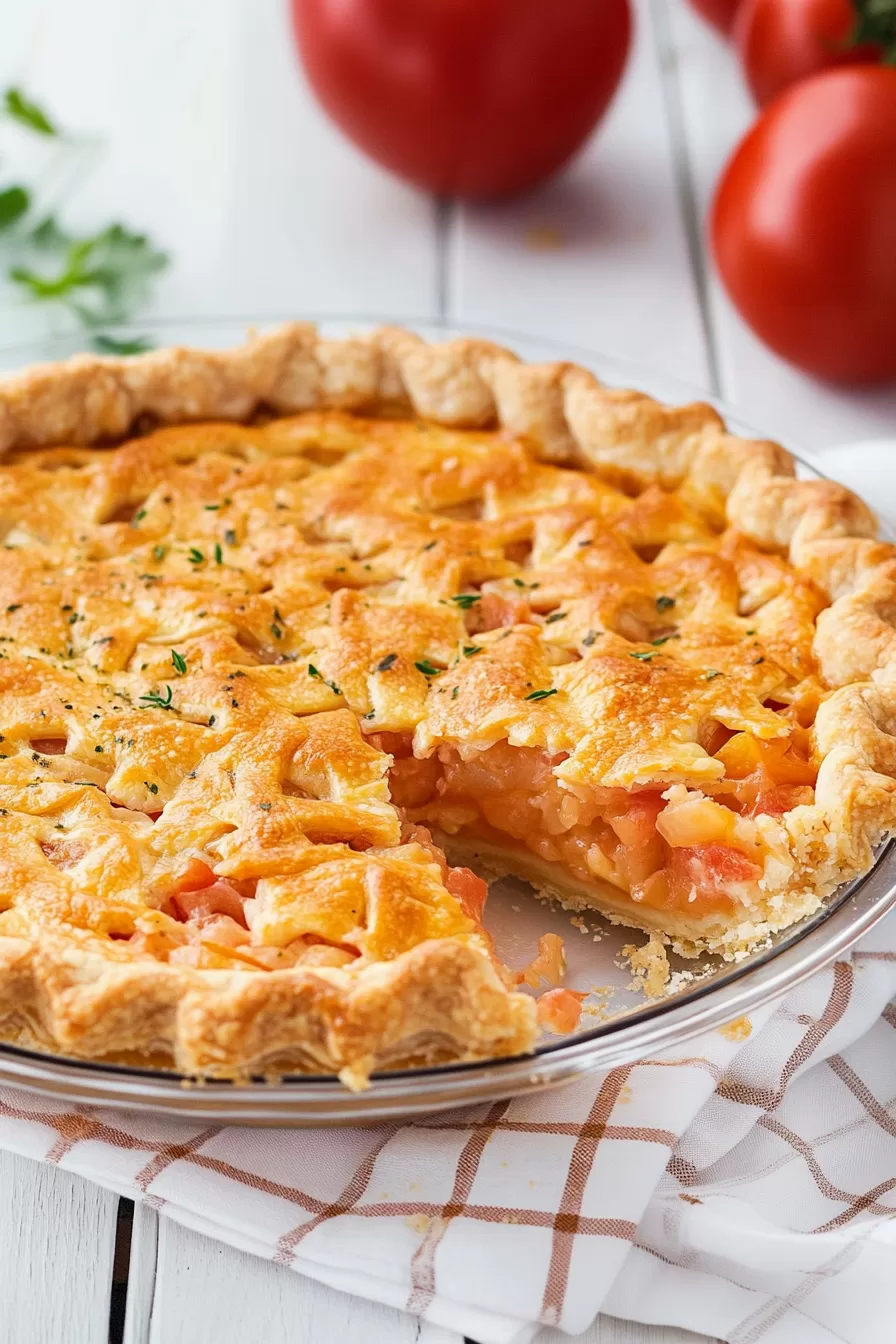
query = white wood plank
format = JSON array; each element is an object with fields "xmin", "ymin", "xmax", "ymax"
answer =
[
  {"xmin": 129, "ymin": 1204, "xmax": 718, "ymax": 1344},
  {"xmin": 0, "ymin": 1150, "xmax": 119, "ymax": 1344},
  {"xmin": 1, "ymin": 0, "xmax": 440, "ymax": 336},
  {"xmin": 447, "ymin": 0, "xmax": 712, "ymax": 388},
  {"xmin": 664, "ymin": 0, "xmax": 896, "ymax": 449},
  {"xmin": 135, "ymin": 1209, "xmax": 460, "ymax": 1344},
  {"xmin": 540, "ymin": 1318, "xmax": 718, "ymax": 1343},
  {"xmin": 123, "ymin": 1201, "xmax": 159, "ymax": 1344}
]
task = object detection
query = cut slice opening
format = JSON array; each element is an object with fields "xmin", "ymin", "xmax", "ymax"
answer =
[{"xmin": 376, "ymin": 728, "xmax": 817, "ymax": 948}]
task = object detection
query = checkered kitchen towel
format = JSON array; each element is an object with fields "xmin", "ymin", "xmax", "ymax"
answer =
[
  {"xmin": 2, "ymin": 923, "xmax": 896, "ymax": 1344},
  {"xmin": 2, "ymin": 446, "xmax": 896, "ymax": 1344}
]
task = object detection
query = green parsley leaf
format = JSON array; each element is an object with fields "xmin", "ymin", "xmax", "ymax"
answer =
[
  {"xmin": 188, "ymin": 548, "xmax": 204, "ymax": 565},
  {"xmin": 630, "ymin": 650, "xmax": 658, "ymax": 661},
  {"xmin": 0, "ymin": 186, "xmax": 30, "ymax": 231},
  {"xmin": 462, "ymin": 644, "xmax": 483, "ymax": 658},
  {"xmin": 152, "ymin": 544, "xmax": 166, "ymax": 562},
  {"xmin": 655, "ymin": 595, "xmax": 676, "ymax": 612},
  {"xmin": 376, "ymin": 653, "xmax": 398, "ymax": 672},
  {"xmin": 414, "ymin": 658, "xmax": 441, "ymax": 677},
  {"xmin": 10, "ymin": 222, "xmax": 168, "ymax": 325},
  {"xmin": 91, "ymin": 334, "xmax": 153, "ymax": 355},
  {"xmin": 171, "ymin": 650, "xmax": 187, "ymax": 675},
  {"xmin": 214, "ymin": 543, "xmax": 223, "ymax": 565},
  {"xmin": 581, "ymin": 630, "xmax": 599, "ymax": 647},
  {"xmin": 270, "ymin": 623, "xmax": 282, "ymax": 640},
  {"xmin": 705, "ymin": 669, "xmax": 723, "ymax": 681},
  {"xmin": 651, "ymin": 634, "xmax": 680, "ymax": 646},
  {"xmin": 5, "ymin": 88, "xmax": 56, "ymax": 136},
  {"xmin": 144, "ymin": 781, "xmax": 159, "ymax": 795},
  {"xmin": 29, "ymin": 215, "xmax": 68, "ymax": 250},
  {"xmin": 544, "ymin": 611, "xmax": 567, "ymax": 625},
  {"xmin": 525, "ymin": 688, "xmax": 558, "ymax": 702},
  {"xmin": 449, "ymin": 593, "xmax": 481, "ymax": 609}
]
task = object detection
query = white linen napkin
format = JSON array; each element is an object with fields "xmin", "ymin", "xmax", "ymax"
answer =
[{"xmin": 1, "ymin": 443, "xmax": 895, "ymax": 1344}]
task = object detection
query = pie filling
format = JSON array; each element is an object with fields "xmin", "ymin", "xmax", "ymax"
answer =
[{"xmin": 378, "ymin": 729, "xmax": 817, "ymax": 927}]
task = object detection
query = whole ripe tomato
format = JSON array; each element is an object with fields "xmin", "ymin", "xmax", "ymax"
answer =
[
  {"xmin": 735, "ymin": 0, "xmax": 887, "ymax": 105},
  {"xmin": 686, "ymin": 0, "xmax": 744, "ymax": 35},
  {"xmin": 711, "ymin": 67, "xmax": 896, "ymax": 384},
  {"xmin": 290, "ymin": 0, "xmax": 632, "ymax": 199}
]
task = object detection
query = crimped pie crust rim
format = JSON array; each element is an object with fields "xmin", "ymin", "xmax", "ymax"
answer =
[{"xmin": 0, "ymin": 321, "xmax": 894, "ymax": 1086}]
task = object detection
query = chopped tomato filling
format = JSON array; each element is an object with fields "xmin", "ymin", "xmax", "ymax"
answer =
[
  {"xmin": 467, "ymin": 591, "xmax": 531, "ymax": 633},
  {"xmin": 445, "ymin": 864, "xmax": 488, "ymax": 923},
  {"xmin": 140, "ymin": 857, "xmax": 363, "ymax": 972},
  {"xmin": 403, "ymin": 822, "xmax": 490, "ymax": 926},
  {"xmin": 388, "ymin": 730, "xmax": 816, "ymax": 920}
]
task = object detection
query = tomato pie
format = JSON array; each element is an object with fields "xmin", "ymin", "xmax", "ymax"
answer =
[{"xmin": 0, "ymin": 324, "xmax": 893, "ymax": 1086}]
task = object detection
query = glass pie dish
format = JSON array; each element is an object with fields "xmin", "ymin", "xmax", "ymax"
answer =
[{"xmin": 0, "ymin": 315, "xmax": 892, "ymax": 1125}]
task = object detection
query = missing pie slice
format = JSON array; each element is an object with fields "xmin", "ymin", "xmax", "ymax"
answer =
[{"xmin": 0, "ymin": 323, "xmax": 893, "ymax": 1087}]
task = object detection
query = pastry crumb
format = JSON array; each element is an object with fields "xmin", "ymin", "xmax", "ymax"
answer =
[
  {"xmin": 719, "ymin": 1015, "xmax": 752, "ymax": 1041},
  {"xmin": 623, "ymin": 933, "xmax": 671, "ymax": 997}
]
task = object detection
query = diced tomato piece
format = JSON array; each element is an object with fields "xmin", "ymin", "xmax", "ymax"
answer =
[
  {"xmin": 665, "ymin": 842, "xmax": 761, "ymax": 914},
  {"xmin": 445, "ymin": 864, "xmax": 488, "ymax": 923},
  {"xmin": 751, "ymin": 785, "xmax": 815, "ymax": 818},
  {"xmin": 195, "ymin": 914, "xmax": 250, "ymax": 948},
  {"xmin": 172, "ymin": 879, "xmax": 248, "ymax": 927},
  {"xmin": 29, "ymin": 737, "xmax": 68, "ymax": 756},
  {"xmin": 606, "ymin": 791, "xmax": 666, "ymax": 847},
  {"xmin": 171, "ymin": 858, "xmax": 217, "ymax": 893},
  {"xmin": 537, "ymin": 987, "xmax": 586, "ymax": 1035},
  {"xmin": 403, "ymin": 823, "xmax": 448, "ymax": 876},
  {"xmin": 469, "ymin": 591, "xmax": 530, "ymax": 632}
]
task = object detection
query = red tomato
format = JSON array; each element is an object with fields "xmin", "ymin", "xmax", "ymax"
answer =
[
  {"xmin": 290, "ymin": 0, "xmax": 632, "ymax": 199},
  {"xmin": 735, "ymin": 0, "xmax": 884, "ymax": 105},
  {"xmin": 711, "ymin": 67, "xmax": 896, "ymax": 384},
  {"xmin": 687, "ymin": 0, "xmax": 744, "ymax": 35}
]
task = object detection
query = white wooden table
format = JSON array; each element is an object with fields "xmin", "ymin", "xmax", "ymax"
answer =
[{"xmin": 1, "ymin": 2, "xmax": 893, "ymax": 1341}]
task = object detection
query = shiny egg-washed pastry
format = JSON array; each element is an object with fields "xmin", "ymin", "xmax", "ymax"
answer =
[{"xmin": 0, "ymin": 323, "xmax": 893, "ymax": 1087}]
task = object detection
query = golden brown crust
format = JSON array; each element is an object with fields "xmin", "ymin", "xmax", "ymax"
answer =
[{"xmin": 0, "ymin": 322, "xmax": 893, "ymax": 1085}]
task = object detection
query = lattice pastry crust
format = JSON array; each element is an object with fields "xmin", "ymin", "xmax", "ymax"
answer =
[{"xmin": 0, "ymin": 324, "xmax": 893, "ymax": 1087}]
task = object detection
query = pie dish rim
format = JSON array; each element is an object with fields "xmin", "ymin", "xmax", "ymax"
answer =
[{"xmin": 0, "ymin": 314, "xmax": 894, "ymax": 1090}]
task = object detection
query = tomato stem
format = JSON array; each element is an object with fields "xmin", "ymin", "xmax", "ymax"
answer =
[{"xmin": 849, "ymin": 0, "xmax": 896, "ymax": 60}]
